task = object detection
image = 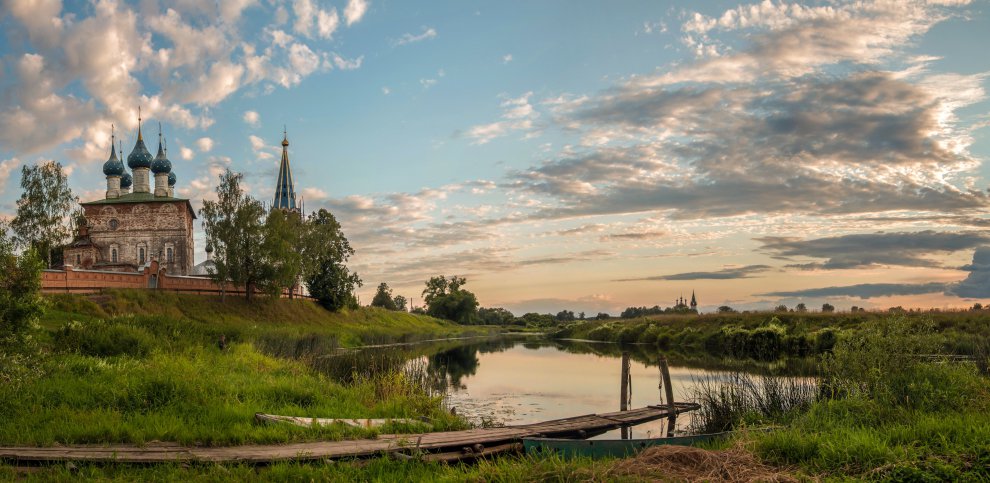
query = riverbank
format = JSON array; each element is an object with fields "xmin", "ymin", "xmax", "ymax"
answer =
[
  {"xmin": 0, "ymin": 291, "xmax": 489, "ymax": 448},
  {"xmin": 3, "ymin": 295, "xmax": 989, "ymax": 480},
  {"xmin": 552, "ymin": 310, "xmax": 990, "ymax": 360}
]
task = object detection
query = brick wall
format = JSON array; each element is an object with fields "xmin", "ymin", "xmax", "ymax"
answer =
[{"xmin": 41, "ymin": 260, "xmax": 305, "ymax": 298}]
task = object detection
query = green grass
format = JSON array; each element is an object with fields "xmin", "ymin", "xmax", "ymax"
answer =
[{"xmin": 0, "ymin": 291, "xmax": 484, "ymax": 447}]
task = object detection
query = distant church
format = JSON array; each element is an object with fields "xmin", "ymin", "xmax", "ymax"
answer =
[
  {"xmin": 63, "ymin": 115, "xmax": 300, "ymax": 278},
  {"xmin": 673, "ymin": 291, "xmax": 698, "ymax": 312}
]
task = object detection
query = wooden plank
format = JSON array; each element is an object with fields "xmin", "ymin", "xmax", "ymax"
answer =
[{"xmin": 0, "ymin": 404, "xmax": 700, "ymax": 464}]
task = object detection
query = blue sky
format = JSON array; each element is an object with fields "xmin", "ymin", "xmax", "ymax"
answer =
[{"xmin": 2, "ymin": 0, "xmax": 990, "ymax": 314}]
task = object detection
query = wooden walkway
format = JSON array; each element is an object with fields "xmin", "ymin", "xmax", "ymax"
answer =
[{"xmin": 0, "ymin": 403, "xmax": 699, "ymax": 464}]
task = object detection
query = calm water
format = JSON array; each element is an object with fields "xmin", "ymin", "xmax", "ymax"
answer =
[{"xmin": 404, "ymin": 337, "xmax": 812, "ymax": 439}]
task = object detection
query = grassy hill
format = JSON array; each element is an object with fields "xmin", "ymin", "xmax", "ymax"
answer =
[{"xmin": 0, "ymin": 291, "xmax": 484, "ymax": 448}]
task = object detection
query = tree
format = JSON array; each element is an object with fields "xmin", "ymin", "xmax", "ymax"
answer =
[
  {"xmin": 393, "ymin": 295, "xmax": 408, "ymax": 312},
  {"xmin": 555, "ymin": 310, "xmax": 575, "ymax": 322},
  {"xmin": 371, "ymin": 282, "xmax": 398, "ymax": 310},
  {"xmin": 260, "ymin": 208, "xmax": 304, "ymax": 298},
  {"xmin": 595, "ymin": 312, "xmax": 610, "ymax": 320},
  {"xmin": 199, "ymin": 169, "xmax": 267, "ymax": 300},
  {"xmin": 795, "ymin": 303, "xmax": 807, "ymax": 313},
  {"xmin": 478, "ymin": 307, "xmax": 515, "ymax": 325},
  {"xmin": 303, "ymin": 209, "xmax": 361, "ymax": 311},
  {"xmin": 0, "ymin": 221, "xmax": 46, "ymax": 386},
  {"xmin": 717, "ymin": 305, "xmax": 736, "ymax": 313},
  {"xmin": 774, "ymin": 304, "xmax": 789, "ymax": 313},
  {"xmin": 578, "ymin": 312, "xmax": 586, "ymax": 320},
  {"xmin": 822, "ymin": 303, "xmax": 835, "ymax": 313},
  {"xmin": 972, "ymin": 303, "xmax": 983, "ymax": 311},
  {"xmin": 11, "ymin": 161, "xmax": 77, "ymax": 268},
  {"xmin": 422, "ymin": 275, "xmax": 478, "ymax": 324}
]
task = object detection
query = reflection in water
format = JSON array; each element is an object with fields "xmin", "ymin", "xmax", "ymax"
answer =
[{"xmin": 267, "ymin": 335, "xmax": 813, "ymax": 439}]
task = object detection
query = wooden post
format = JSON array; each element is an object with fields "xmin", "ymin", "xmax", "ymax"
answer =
[
  {"xmin": 659, "ymin": 356, "xmax": 676, "ymax": 437},
  {"xmin": 620, "ymin": 352, "xmax": 631, "ymax": 439}
]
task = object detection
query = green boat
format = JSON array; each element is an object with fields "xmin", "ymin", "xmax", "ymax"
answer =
[{"xmin": 523, "ymin": 431, "xmax": 733, "ymax": 459}]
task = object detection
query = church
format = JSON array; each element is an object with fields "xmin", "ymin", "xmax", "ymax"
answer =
[{"xmin": 64, "ymin": 114, "xmax": 197, "ymax": 275}]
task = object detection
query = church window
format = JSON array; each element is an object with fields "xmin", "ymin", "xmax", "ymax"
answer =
[
  {"xmin": 75, "ymin": 254, "xmax": 81, "ymax": 265},
  {"xmin": 109, "ymin": 218, "xmax": 119, "ymax": 230},
  {"xmin": 111, "ymin": 249, "xmax": 118, "ymax": 262},
  {"xmin": 139, "ymin": 247, "xmax": 146, "ymax": 264},
  {"xmin": 167, "ymin": 247, "xmax": 174, "ymax": 263}
]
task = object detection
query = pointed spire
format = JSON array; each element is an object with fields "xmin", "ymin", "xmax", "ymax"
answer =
[
  {"xmin": 137, "ymin": 106, "xmax": 143, "ymax": 141},
  {"xmin": 273, "ymin": 128, "xmax": 297, "ymax": 211}
]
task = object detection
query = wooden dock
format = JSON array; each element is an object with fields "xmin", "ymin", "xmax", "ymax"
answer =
[{"xmin": 0, "ymin": 403, "xmax": 699, "ymax": 464}]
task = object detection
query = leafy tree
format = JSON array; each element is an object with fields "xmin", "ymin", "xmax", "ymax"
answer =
[
  {"xmin": 303, "ymin": 209, "xmax": 361, "ymax": 311},
  {"xmin": 595, "ymin": 312, "xmax": 610, "ymax": 320},
  {"xmin": 260, "ymin": 208, "xmax": 304, "ymax": 298},
  {"xmin": 717, "ymin": 305, "xmax": 736, "ymax": 313},
  {"xmin": 822, "ymin": 303, "xmax": 835, "ymax": 313},
  {"xmin": 578, "ymin": 312, "xmax": 586, "ymax": 320},
  {"xmin": 371, "ymin": 282, "xmax": 398, "ymax": 310},
  {"xmin": 555, "ymin": 310, "xmax": 575, "ymax": 322},
  {"xmin": 478, "ymin": 307, "xmax": 516, "ymax": 325},
  {"xmin": 774, "ymin": 304, "xmax": 789, "ymax": 313},
  {"xmin": 11, "ymin": 161, "xmax": 77, "ymax": 268},
  {"xmin": 972, "ymin": 303, "xmax": 983, "ymax": 311},
  {"xmin": 0, "ymin": 222, "xmax": 46, "ymax": 386},
  {"xmin": 422, "ymin": 275, "xmax": 478, "ymax": 324},
  {"xmin": 795, "ymin": 303, "xmax": 807, "ymax": 313},
  {"xmin": 393, "ymin": 295, "xmax": 408, "ymax": 312},
  {"xmin": 199, "ymin": 169, "xmax": 267, "ymax": 300}
]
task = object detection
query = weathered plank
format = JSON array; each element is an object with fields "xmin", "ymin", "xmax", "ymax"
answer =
[{"xmin": 0, "ymin": 403, "xmax": 700, "ymax": 464}]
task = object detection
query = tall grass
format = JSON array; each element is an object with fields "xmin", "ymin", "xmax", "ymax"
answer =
[{"xmin": 689, "ymin": 372, "xmax": 818, "ymax": 433}]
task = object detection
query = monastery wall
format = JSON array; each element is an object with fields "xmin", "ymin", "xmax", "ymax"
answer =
[{"xmin": 41, "ymin": 261, "xmax": 304, "ymax": 298}]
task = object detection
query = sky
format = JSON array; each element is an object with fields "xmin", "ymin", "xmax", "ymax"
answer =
[{"xmin": 2, "ymin": 0, "xmax": 990, "ymax": 315}]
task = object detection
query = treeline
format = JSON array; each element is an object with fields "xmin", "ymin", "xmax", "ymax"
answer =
[{"xmin": 200, "ymin": 169, "xmax": 360, "ymax": 310}]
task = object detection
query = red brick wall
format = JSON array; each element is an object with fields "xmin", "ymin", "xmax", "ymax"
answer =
[{"xmin": 41, "ymin": 261, "xmax": 304, "ymax": 298}]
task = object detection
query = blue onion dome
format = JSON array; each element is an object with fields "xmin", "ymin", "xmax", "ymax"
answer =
[
  {"xmin": 120, "ymin": 172, "xmax": 133, "ymax": 189},
  {"xmin": 127, "ymin": 122, "xmax": 153, "ymax": 169},
  {"xmin": 102, "ymin": 140, "xmax": 124, "ymax": 176},
  {"xmin": 168, "ymin": 171, "xmax": 176, "ymax": 187},
  {"xmin": 151, "ymin": 136, "xmax": 172, "ymax": 174}
]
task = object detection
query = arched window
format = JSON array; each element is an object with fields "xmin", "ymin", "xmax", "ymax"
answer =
[
  {"xmin": 111, "ymin": 248, "xmax": 118, "ymax": 263},
  {"xmin": 75, "ymin": 254, "xmax": 81, "ymax": 265},
  {"xmin": 139, "ymin": 247, "xmax": 146, "ymax": 264},
  {"xmin": 166, "ymin": 247, "xmax": 174, "ymax": 263}
]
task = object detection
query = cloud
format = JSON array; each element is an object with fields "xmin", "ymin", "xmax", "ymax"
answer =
[
  {"xmin": 466, "ymin": 92, "xmax": 540, "ymax": 144},
  {"xmin": 0, "ymin": 158, "xmax": 20, "ymax": 189},
  {"xmin": 618, "ymin": 265, "xmax": 773, "ymax": 281},
  {"xmin": 394, "ymin": 27, "xmax": 437, "ymax": 46},
  {"xmin": 601, "ymin": 231, "xmax": 666, "ymax": 241},
  {"xmin": 382, "ymin": 87, "xmax": 391, "ymax": 95},
  {"xmin": 344, "ymin": 0, "xmax": 369, "ymax": 26},
  {"xmin": 761, "ymin": 282, "xmax": 947, "ymax": 300},
  {"xmin": 502, "ymin": 294, "xmax": 621, "ymax": 316},
  {"xmin": 947, "ymin": 246, "xmax": 990, "ymax": 298},
  {"xmin": 329, "ymin": 53, "xmax": 363, "ymax": 70},
  {"xmin": 179, "ymin": 147, "xmax": 194, "ymax": 160},
  {"xmin": 502, "ymin": 54, "xmax": 513, "ymax": 64},
  {"xmin": 758, "ymin": 231, "xmax": 990, "ymax": 269},
  {"xmin": 196, "ymin": 137, "xmax": 214, "ymax": 152},
  {"xmin": 316, "ymin": 8, "xmax": 340, "ymax": 39},
  {"xmin": 506, "ymin": 2, "xmax": 987, "ymax": 222},
  {"xmin": 243, "ymin": 110, "xmax": 260, "ymax": 126}
]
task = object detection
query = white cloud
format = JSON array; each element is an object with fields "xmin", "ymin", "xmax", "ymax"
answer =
[
  {"xmin": 289, "ymin": 43, "xmax": 321, "ymax": 76},
  {"xmin": 243, "ymin": 110, "xmax": 260, "ymax": 126},
  {"xmin": 330, "ymin": 53, "xmax": 363, "ymax": 70},
  {"xmin": 502, "ymin": 54, "xmax": 513, "ymax": 64},
  {"xmin": 316, "ymin": 7, "xmax": 340, "ymax": 39},
  {"xmin": 0, "ymin": 158, "xmax": 20, "ymax": 189},
  {"xmin": 466, "ymin": 92, "xmax": 539, "ymax": 144},
  {"xmin": 382, "ymin": 87, "xmax": 391, "ymax": 95},
  {"xmin": 195, "ymin": 137, "xmax": 214, "ymax": 152},
  {"xmin": 180, "ymin": 147, "xmax": 194, "ymax": 160},
  {"xmin": 292, "ymin": 0, "xmax": 316, "ymax": 36},
  {"xmin": 344, "ymin": 0, "xmax": 369, "ymax": 26},
  {"xmin": 420, "ymin": 78, "xmax": 438, "ymax": 88},
  {"xmin": 394, "ymin": 27, "xmax": 437, "ymax": 46}
]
